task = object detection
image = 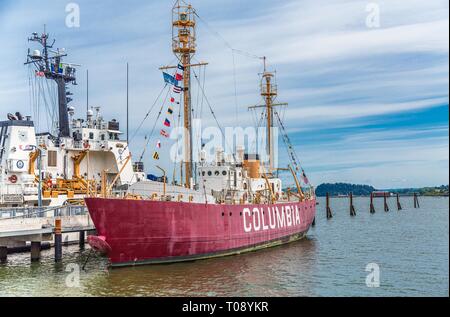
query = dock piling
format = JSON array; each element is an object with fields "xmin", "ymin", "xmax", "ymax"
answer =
[
  {"xmin": 79, "ymin": 231, "xmax": 85, "ymax": 249},
  {"xmin": 0, "ymin": 246, "xmax": 7, "ymax": 263},
  {"xmin": 349, "ymin": 192, "xmax": 356, "ymax": 216},
  {"xmin": 370, "ymin": 192, "xmax": 376, "ymax": 214},
  {"xmin": 326, "ymin": 193, "xmax": 333, "ymax": 219},
  {"xmin": 384, "ymin": 193, "xmax": 389, "ymax": 212},
  {"xmin": 30, "ymin": 242, "xmax": 41, "ymax": 262},
  {"xmin": 396, "ymin": 193, "xmax": 402, "ymax": 210},
  {"xmin": 414, "ymin": 193, "xmax": 420, "ymax": 208},
  {"xmin": 54, "ymin": 219, "xmax": 62, "ymax": 262}
]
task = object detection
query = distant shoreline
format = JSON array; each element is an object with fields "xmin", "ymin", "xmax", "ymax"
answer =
[{"xmin": 313, "ymin": 183, "xmax": 449, "ymax": 197}]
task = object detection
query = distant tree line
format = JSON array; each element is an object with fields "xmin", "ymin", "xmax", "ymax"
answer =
[
  {"xmin": 314, "ymin": 183, "xmax": 449, "ymax": 197},
  {"xmin": 389, "ymin": 185, "xmax": 449, "ymax": 196},
  {"xmin": 315, "ymin": 183, "xmax": 375, "ymax": 197}
]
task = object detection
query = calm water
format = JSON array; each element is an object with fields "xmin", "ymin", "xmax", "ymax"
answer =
[{"xmin": 0, "ymin": 197, "xmax": 448, "ymax": 297}]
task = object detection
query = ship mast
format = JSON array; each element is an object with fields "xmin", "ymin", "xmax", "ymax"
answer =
[
  {"xmin": 171, "ymin": 0, "xmax": 198, "ymax": 188},
  {"xmin": 25, "ymin": 29, "xmax": 78, "ymax": 139},
  {"xmin": 249, "ymin": 57, "xmax": 287, "ymax": 173}
]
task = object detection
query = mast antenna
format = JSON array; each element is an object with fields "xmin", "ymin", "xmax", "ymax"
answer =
[{"xmin": 25, "ymin": 27, "xmax": 79, "ymax": 139}]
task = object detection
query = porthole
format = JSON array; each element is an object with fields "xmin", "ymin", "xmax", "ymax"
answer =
[
  {"xmin": 215, "ymin": 171, "xmax": 220, "ymax": 176},
  {"xmin": 222, "ymin": 171, "xmax": 227, "ymax": 176},
  {"xmin": 202, "ymin": 171, "xmax": 206, "ymax": 176},
  {"xmin": 208, "ymin": 171, "xmax": 212, "ymax": 176}
]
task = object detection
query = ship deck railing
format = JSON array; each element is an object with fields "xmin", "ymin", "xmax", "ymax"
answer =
[{"xmin": 0, "ymin": 205, "xmax": 88, "ymax": 221}]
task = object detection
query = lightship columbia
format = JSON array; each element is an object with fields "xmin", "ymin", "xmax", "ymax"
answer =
[{"xmin": 86, "ymin": 0, "xmax": 316, "ymax": 267}]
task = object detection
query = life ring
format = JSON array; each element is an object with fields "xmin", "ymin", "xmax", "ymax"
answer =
[
  {"xmin": 83, "ymin": 141, "xmax": 90, "ymax": 149},
  {"xmin": 46, "ymin": 179, "xmax": 53, "ymax": 188},
  {"xmin": 16, "ymin": 160, "xmax": 25, "ymax": 169},
  {"xmin": 9, "ymin": 175, "xmax": 18, "ymax": 184}
]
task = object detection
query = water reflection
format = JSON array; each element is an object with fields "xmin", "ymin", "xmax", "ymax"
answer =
[
  {"xmin": 1, "ymin": 197, "xmax": 448, "ymax": 297},
  {"xmin": 84, "ymin": 237, "xmax": 318, "ymax": 297}
]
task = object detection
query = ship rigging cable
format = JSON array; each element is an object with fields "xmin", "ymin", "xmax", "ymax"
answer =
[
  {"xmin": 192, "ymin": 67, "xmax": 237, "ymax": 162},
  {"xmin": 172, "ymin": 94, "xmax": 183, "ymax": 184},
  {"xmin": 194, "ymin": 10, "xmax": 261, "ymax": 60},
  {"xmin": 274, "ymin": 110, "xmax": 311, "ymax": 186},
  {"xmin": 138, "ymin": 85, "xmax": 171, "ymax": 163},
  {"xmin": 194, "ymin": 9, "xmax": 262, "ymax": 124},
  {"xmin": 121, "ymin": 83, "xmax": 168, "ymax": 156},
  {"xmin": 28, "ymin": 63, "xmax": 62, "ymax": 135}
]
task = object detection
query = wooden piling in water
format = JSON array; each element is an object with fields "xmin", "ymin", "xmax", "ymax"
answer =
[
  {"xmin": 414, "ymin": 193, "xmax": 420, "ymax": 208},
  {"xmin": 370, "ymin": 192, "xmax": 376, "ymax": 214},
  {"xmin": 397, "ymin": 193, "xmax": 402, "ymax": 211},
  {"xmin": 79, "ymin": 231, "xmax": 85, "ymax": 249},
  {"xmin": 30, "ymin": 242, "xmax": 41, "ymax": 262},
  {"xmin": 0, "ymin": 246, "xmax": 7, "ymax": 263},
  {"xmin": 349, "ymin": 192, "xmax": 356, "ymax": 216},
  {"xmin": 326, "ymin": 193, "xmax": 333, "ymax": 219},
  {"xmin": 54, "ymin": 219, "xmax": 62, "ymax": 262},
  {"xmin": 384, "ymin": 192, "xmax": 389, "ymax": 212}
]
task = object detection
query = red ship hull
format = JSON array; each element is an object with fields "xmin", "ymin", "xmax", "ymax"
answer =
[{"xmin": 85, "ymin": 198, "xmax": 316, "ymax": 267}]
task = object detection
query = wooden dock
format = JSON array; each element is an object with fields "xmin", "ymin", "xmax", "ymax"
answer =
[{"xmin": 0, "ymin": 205, "xmax": 95, "ymax": 263}]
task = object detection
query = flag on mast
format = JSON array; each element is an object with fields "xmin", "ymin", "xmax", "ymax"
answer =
[
  {"xmin": 163, "ymin": 72, "xmax": 179, "ymax": 86},
  {"xmin": 164, "ymin": 119, "xmax": 171, "ymax": 127},
  {"xmin": 160, "ymin": 129, "xmax": 170, "ymax": 138},
  {"xmin": 173, "ymin": 85, "xmax": 182, "ymax": 94},
  {"xmin": 301, "ymin": 170, "xmax": 309, "ymax": 185}
]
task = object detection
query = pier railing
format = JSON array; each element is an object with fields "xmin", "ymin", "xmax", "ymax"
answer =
[{"xmin": 0, "ymin": 205, "xmax": 88, "ymax": 220}]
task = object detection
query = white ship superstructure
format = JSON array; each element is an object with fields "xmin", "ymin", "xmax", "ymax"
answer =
[
  {"xmin": 0, "ymin": 108, "xmax": 144, "ymax": 208},
  {"xmin": 0, "ymin": 30, "xmax": 144, "ymax": 208}
]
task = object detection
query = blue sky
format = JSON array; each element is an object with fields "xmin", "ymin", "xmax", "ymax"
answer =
[{"xmin": 0, "ymin": 0, "xmax": 448, "ymax": 188}]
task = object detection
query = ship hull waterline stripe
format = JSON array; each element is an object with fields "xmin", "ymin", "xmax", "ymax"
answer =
[{"xmin": 108, "ymin": 230, "xmax": 309, "ymax": 268}]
